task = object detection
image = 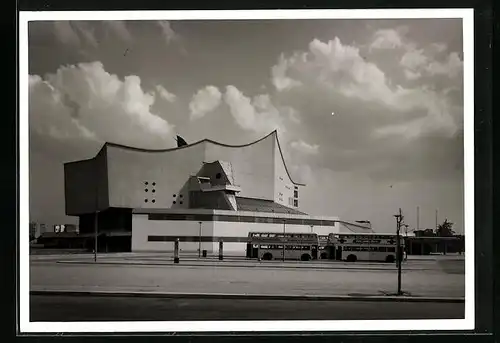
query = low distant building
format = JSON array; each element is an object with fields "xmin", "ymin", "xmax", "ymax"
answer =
[{"xmin": 404, "ymin": 235, "xmax": 464, "ymax": 255}]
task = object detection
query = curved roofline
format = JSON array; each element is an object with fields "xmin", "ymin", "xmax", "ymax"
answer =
[
  {"xmin": 104, "ymin": 130, "xmax": 276, "ymax": 153},
  {"xmin": 103, "ymin": 130, "xmax": 305, "ymax": 186}
]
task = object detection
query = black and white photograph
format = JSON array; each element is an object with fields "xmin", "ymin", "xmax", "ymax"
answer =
[{"xmin": 19, "ymin": 9, "xmax": 475, "ymax": 333}]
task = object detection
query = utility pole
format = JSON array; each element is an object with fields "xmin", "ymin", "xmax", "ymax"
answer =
[
  {"xmin": 435, "ymin": 209, "xmax": 438, "ymax": 230},
  {"xmin": 94, "ymin": 166, "xmax": 99, "ymax": 263},
  {"xmin": 393, "ymin": 208, "xmax": 403, "ymax": 296},
  {"xmin": 94, "ymin": 212, "xmax": 98, "ymax": 262},
  {"xmin": 416, "ymin": 206, "xmax": 420, "ymax": 231}
]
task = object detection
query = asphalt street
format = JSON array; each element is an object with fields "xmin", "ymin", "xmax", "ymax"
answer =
[
  {"xmin": 30, "ymin": 295, "xmax": 465, "ymax": 321},
  {"xmin": 30, "ymin": 259, "xmax": 465, "ymax": 298}
]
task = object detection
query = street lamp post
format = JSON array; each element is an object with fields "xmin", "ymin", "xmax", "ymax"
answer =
[
  {"xmin": 393, "ymin": 208, "xmax": 403, "ymax": 295},
  {"xmin": 94, "ymin": 211, "xmax": 98, "ymax": 262},
  {"xmin": 198, "ymin": 221, "xmax": 202, "ymax": 258}
]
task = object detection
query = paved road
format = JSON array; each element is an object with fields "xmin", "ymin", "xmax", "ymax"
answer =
[
  {"xmin": 30, "ymin": 295, "xmax": 465, "ymax": 321},
  {"xmin": 30, "ymin": 261, "xmax": 465, "ymax": 298}
]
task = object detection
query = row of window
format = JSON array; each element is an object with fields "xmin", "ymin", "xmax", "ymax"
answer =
[
  {"xmin": 342, "ymin": 246, "xmax": 397, "ymax": 252},
  {"xmin": 144, "ymin": 199, "xmax": 184, "ymax": 204},
  {"xmin": 259, "ymin": 245, "xmax": 311, "ymax": 250},
  {"xmin": 249, "ymin": 233, "xmax": 317, "ymax": 239},
  {"xmin": 147, "ymin": 213, "xmax": 337, "ymax": 226}
]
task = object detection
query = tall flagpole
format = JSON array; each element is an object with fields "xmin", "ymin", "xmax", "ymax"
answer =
[{"xmin": 417, "ymin": 206, "xmax": 420, "ymax": 231}]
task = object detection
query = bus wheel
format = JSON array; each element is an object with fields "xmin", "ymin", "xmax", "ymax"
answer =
[
  {"xmin": 346, "ymin": 254, "xmax": 357, "ymax": 262},
  {"xmin": 320, "ymin": 252, "xmax": 328, "ymax": 260},
  {"xmin": 262, "ymin": 253, "xmax": 273, "ymax": 261},
  {"xmin": 300, "ymin": 254, "xmax": 311, "ymax": 261},
  {"xmin": 385, "ymin": 255, "xmax": 395, "ymax": 263}
]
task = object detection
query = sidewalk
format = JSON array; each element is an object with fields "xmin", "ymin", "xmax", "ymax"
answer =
[{"xmin": 53, "ymin": 258, "xmax": 447, "ymax": 272}]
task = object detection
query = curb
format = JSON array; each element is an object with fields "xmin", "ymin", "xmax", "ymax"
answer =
[
  {"xmin": 30, "ymin": 290, "xmax": 465, "ymax": 303},
  {"xmin": 54, "ymin": 260, "xmax": 428, "ymax": 272}
]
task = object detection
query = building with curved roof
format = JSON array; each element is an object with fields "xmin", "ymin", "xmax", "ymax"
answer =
[{"xmin": 64, "ymin": 131, "xmax": 370, "ymax": 254}]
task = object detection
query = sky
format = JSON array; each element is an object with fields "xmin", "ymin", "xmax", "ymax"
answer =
[{"xmin": 27, "ymin": 17, "xmax": 465, "ymax": 234}]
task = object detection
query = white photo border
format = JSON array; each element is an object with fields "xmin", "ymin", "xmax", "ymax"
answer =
[{"xmin": 19, "ymin": 8, "xmax": 475, "ymax": 333}]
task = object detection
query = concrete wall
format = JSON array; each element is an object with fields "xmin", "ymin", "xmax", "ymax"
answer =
[
  {"xmin": 132, "ymin": 214, "xmax": 215, "ymax": 252},
  {"xmin": 106, "ymin": 143, "xmax": 206, "ymax": 210},
  {"xmin": 273, "ymin": 139, "xmax": 298, "ymax": 208},
  {"xmin": 205, "ymin": 135, "xmax": 274, "ymax": 201},
  {"xmin": 64, "ymin": 148, "xmax": 109, "ymax": 215},
  {"xmin": 131, "ymin": 212, "xmax": 339, "ymax": 254},
  {"xmin": 66, "ymin": 132, "xmax": 301, "ymax": 215}
]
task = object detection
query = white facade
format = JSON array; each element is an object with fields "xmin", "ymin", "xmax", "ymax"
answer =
[
  {"xmin": 131, "ymin": 209, "xmax": 340, "ymax": 254},
  {"xmin": 65, "ymin": 130, "xmax": 304, "ymax": 216}
]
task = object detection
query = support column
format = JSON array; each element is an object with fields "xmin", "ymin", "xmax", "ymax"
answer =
[
  {"xmin": 219, "ymin": 240, "xmax": 223, "ymax": 261},
  {"xmin": 174, "ymin": 238, "xmax": 180, "ymax": 264}
]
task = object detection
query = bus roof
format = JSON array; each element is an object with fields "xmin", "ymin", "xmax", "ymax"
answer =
[{"xmin": 330, "ymin": 232, "xmax": 397, "ymax": 237}]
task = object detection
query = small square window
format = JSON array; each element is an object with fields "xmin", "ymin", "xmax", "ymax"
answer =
[
  {"xmin": 145, "ymin": 181, "xmax": 149, "ymax": 185},
  {"xmin": 293, "ymin": 199, "xmax": 298, "ymax": 207},
  {"xmin": 145, "ymin": 199, "xmax": 148, "ymax": 203},
  {"xmin": 180, "ymin": 194, "xmax": 183, "ymax": 198},
  {"xmin": 180, "ymin": 201, "xmax": 183, "ymax": 205},
  {"xmin": 152, "ymin": 182, "xmax": 156, "ymax": 186},
  {"xmin": 152, "ymin": 199, "xmax": 156, "ymax": 203},
  {"xmin": 173, "ymin": 201, "xmax": 176, "ymax": 204},
  {"xmin": 173, "ymin": 194, "xmax": 176, "ymax": 197},
  {"xmin": 145, "ymin": 189, "xmax": 148, "ymax": 192},
  {"xmin": 152, "ymin": 189, "xmax": 155, "ymax": 193}
]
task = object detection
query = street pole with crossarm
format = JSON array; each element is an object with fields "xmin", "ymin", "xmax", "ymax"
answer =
[{"xmin": 393, "ymin": 208, "xmax": 403, "ymax": 295}]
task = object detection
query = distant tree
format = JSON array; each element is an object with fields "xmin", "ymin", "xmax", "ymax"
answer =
[{"xmin": 435, "ymin": 219, "xmax": 455, "ymax": 237}]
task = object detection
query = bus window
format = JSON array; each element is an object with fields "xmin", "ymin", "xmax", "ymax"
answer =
[{"xmin": 388, "ymin": 247, "xmax": 396, "ymax": 252}]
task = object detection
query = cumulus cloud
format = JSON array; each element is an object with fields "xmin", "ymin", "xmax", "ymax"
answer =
[
  {"xmin": 426, "ymin": 52, "xmax": 463, "ymax": 78},
  {"xmin": 290, "ymin": 140, "xmax": 320, "ymax": 155},
  {"xmin": 223, "ymin": 86, "xmax": 287, "ymax": 136},
  {"xmin": 272, "ymin": 54, "xmax": 303, "ymax": 91},
  {"xmin": 369, "ymin": 27, "xmax": 407, "ymax": 51},
  {"xmin": 29, "ymin": 61, "xmax": 175, "ymax": 151},
  {"xmin": 270, "ymin": 36, "xmax": 462, "ymax": 139},
  {"xmin": 430, "ymin": 42, "xmax": 448, "ymax": 53},
  {"xmin": 404, "ymin": 69, "xmax": 422, "ymax": 80},
  {"xmin": 157, "ymin": 21, "xmax": 178, "ymax": 44},
  {"xmin": 189, "ymin": 85, "xmax": 222, "ymax": 120},
  {"xmin": 400, "ymin": 48, "xmax": 428, "ymax": 70},
  {"xmin": 155, "ymin": 85, "xmax": 177, "ymax": 103},
  {"xmin": 400, "ymin": 47, "xmax": 463, "ymax": 80}
]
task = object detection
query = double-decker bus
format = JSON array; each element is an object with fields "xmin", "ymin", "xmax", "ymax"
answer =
[
  {"xmin": 246, "ymin": 232, "xmax": 319, "ymax": 261},
  {"xmin": 318, "ymin": 235, "xmax": 330, "ymax": 259},
  {"xmin": 328, "ymin": 233, "xmax": 404, "ymax": 263}
]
